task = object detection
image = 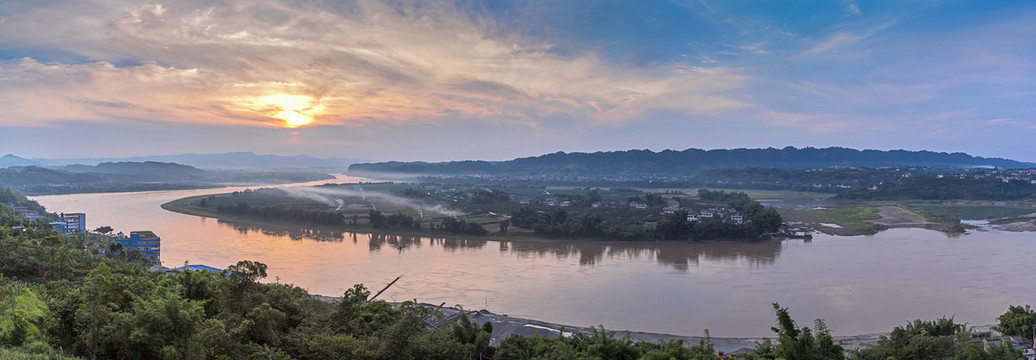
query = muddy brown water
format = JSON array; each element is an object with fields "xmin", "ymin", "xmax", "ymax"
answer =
[{"xmin": 33, "ymin": 177, "xmax": 1036, "ymax": 337}]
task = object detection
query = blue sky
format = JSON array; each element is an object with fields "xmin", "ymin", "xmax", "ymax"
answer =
[{"xmin": 1, "ymin": 0, "xmax": 1034, "ymax": 162}]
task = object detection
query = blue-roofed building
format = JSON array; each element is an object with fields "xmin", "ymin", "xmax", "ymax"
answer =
[{"xmin": 109, "ymin": 231, "xmax": 161, "ymax": 264}]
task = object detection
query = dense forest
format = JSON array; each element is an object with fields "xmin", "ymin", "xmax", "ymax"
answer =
[
  {"xmin": 349, "ymin": 147, "xmax": 1034, "ymax": 177},
  {"xmin": 1, "ymin": 187, "xmax": 1033, "ymax": 359}
]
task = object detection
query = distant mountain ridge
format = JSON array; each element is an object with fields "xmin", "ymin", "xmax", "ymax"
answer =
[
  {"xmin": 348, "ymin": 147, "xmax": 1036, "ymax": 177},
  {"xmin": 0, "ymin": 152, "xmax": 364, "ymax": 170}
]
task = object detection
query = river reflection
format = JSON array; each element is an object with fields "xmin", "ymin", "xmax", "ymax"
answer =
[
  {"xmin": 218, "ymin": 219, "xmax": 348, "ymax": 242},
  {"xmin": 217, "ymin": 218, "xmax": 785, "ymax": 271},
  {"xmin": 350, "ymin": 231, "xmax": 783, "ymax": 270}
]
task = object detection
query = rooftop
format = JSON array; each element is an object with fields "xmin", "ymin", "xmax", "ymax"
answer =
[
  {"xmin": 131, "ymin": 230, "xmax": 158, "ymax": 238},
  {"xmin": 164, "ymin": 265, "xmax": 223, "ymax": 273}
]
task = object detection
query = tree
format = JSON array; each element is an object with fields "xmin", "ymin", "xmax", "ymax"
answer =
[
  {"xmin": 227, "ymin": 260, "xmax": 268, "ymax": 284},
  {"xmin": 994, "ymin": 305, "xmax": 1036, "ymax": 340},
  {"xmin": 368, "ymin": 210, "xmax": 386, "ymax": 228},
  {"xmin": 764, "ymin": 303, "xmax": 844, "ymax": 360},
  {"xmin": 94, "ymin": 226, "xmax": 113, "ymax": 234}
]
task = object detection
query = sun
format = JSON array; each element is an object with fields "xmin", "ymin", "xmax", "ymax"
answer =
[{"xmin": 257, "ymin": 94, "xmax": 324, "ymax": 128}]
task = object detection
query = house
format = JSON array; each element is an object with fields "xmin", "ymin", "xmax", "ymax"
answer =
[
  {"xmin": 731, "ymin": 215, "xmax": 744, "ymax": 224},
  {"xmin": 687, "ymin": 214, "xmax": 699, "ymax": 222},
  {"xmin": 662, "ymin": 207, "xmax": 680, "ymax": 214},
  {"xmin": 629, "ymin": 202, "xmax": 648, "ymax": 210},
  {"xmin": 699, "ymin": 211, "xmax": 714, "ymax": 218},
  {"xmin": 591, "ymin": 201, "xmax": 602, "ymax": 208},
  {"xmin": 11, "ymin": 206, "xmax": 39, "ymax": 220},
  {"xmin": 664, "ymin": 199, "xmax": 680, "ymax": 207}
]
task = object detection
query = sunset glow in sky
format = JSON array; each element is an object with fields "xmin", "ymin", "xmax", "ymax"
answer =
[{"xmin": 1, "ymin": 0, "xmax": 1035, "ymax": 161}]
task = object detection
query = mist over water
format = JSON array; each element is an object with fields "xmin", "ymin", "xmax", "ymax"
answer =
[
  {"xmin": 30, "ymin": 177, "xmax": 1036, "ymax": 337},
  {"xmin": 274, "ymin": 185, "xmax": 463, "ymax": 217}
]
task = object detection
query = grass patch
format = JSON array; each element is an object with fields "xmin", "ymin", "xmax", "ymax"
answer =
[
  {"xmin": 0, "ymin": 345, "xmax": 80, "ymax": 360},
  {"xmin": 778, "ymin": 206, "xmax": 884, "ymax": 236}
]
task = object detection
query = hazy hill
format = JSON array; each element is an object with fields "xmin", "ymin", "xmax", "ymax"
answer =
[
  {"xmin": 62, "ymin": 161, "xmax": 205, "ymax": 176},
  {"xmin": 42, "ymin": 152, "xmax": 362, "ymax": 170},
  {"xmin": 0, "ymin": 166, "xmax": 100, "ymax": 187},
  {"xmin": 0, "ymin": 161, "xmax": 334, "ymax": 195},
  {"xmin": 349, "ymin": 147, "xmax": 1036, "ymax": 177},
  {"xmin": 0, "ymin": 154, "xmax": 42, "ymax": 168}
]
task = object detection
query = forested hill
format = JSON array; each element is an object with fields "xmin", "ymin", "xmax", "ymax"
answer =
[{"xmin": 349, "ymin": 147, "xmax": 1036, "ymax": 177}]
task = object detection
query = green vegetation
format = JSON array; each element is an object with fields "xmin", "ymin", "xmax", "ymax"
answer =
[
  {"xmin": 778, "ymin": 206, "xmax": 884, "ymax": 236},
  {"xmin": 851, "ymin": 318, "xmax": 1022, "ymax": 360},
  {"xmin": 993, "ymin": 305, "xmax": 1036, "ymax": 340},
  {"xmin": 506, "ymin": 190, "xmax": 782, "ymax": 241},
  {"xmin": 216, "ymin": 201, "xmax": 345, "ymax": 225}
]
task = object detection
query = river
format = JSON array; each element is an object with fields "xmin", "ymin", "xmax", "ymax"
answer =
[{"xmin": 31, "ymin": 177, "xmax": 1036, "ymax": 338}]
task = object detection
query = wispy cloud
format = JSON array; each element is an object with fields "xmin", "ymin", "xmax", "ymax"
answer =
[
  {"xmin": 983, "ymin": 118, "xmax": 1016, "ymax": 125},
  {"xmin": 0, "ymin": 0, "xmax": 750, "ymax": 129},
  {"xmin": 844, "ymin": 1, "xmax": 863, "ymax": 16},
  {"xmin": 802, "ymin": 19, "xmax": 896, "ymax": 57}
]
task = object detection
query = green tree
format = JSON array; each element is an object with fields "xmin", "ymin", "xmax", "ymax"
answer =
[{"xmin": 994, "ymin": 305, "xmax": 1036, "ymax": 340}]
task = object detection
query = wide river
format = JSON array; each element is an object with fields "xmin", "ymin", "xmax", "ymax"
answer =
[{"xmin": 32, "ymin": 176, "xmax": 1035, "ymax": 337}]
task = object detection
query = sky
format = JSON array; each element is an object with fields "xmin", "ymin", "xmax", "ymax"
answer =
[{"xmin": 1, "ymin": 0, "xmax": 1035, "ymax": 162}]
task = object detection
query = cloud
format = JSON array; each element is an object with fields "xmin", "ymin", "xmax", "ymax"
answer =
[
  {"xmin": 922, "ymin": 107, "xmax": 979, "ymax": 121},
  {"xmin": 844, "ymin": 1, "xmax": 862, "ymax": 16},
  {"xmin": 801, "ymin": 19, "xmax": 896, "ymax": 57},
  {"xmin": 803, "ymin": 32, "xmax": 869, "ymax": 56},
  {"xmin": 0, "ymin": 0, "xmax": 750, "ymax": 129},
  {"xmin": 983, "ymin": 118, "xmax": 1016, "ymax": 125}
]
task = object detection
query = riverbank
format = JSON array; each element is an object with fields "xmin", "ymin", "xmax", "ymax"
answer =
[{"xmin": 310, "ymin": 295, "xmax": 995, "ymax": 354}]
